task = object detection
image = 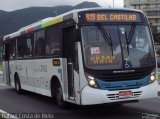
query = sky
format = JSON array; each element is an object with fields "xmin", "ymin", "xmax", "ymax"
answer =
[{"xmin": 0, "ymin": 0, "xmax": 124, "ymax": 11}]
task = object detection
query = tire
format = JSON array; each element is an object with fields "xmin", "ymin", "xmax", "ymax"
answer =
[
  {"xmin": 15, "ymin": 75, "xmax": 22, "ymax": 94},
  {"xmin": 56, "ymin": 87, "xmax": 67, "ymax": 108}
]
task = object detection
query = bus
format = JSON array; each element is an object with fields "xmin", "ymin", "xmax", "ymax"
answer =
[{"xmin": 2, "ymin": 8, "xmax": 159, "ymax": 107}]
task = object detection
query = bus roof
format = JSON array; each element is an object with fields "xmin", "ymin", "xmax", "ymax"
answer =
[{"xmin": 3, "ymin": 7, "xmax": 143, "ymax": 41}]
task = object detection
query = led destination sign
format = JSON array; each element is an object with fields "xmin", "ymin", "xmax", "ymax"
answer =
[
  {"xmin": 86, "ymin": 13, "xmax": 137, "ymax": 21},
  {"xmin": 79, "ymin": 12, "xmax": 142, "ymax": 23}
]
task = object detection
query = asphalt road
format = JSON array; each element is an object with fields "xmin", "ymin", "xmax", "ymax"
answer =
[{"xmin": 0, "ymin": 76, "xmax": 160, "ymax": 119}]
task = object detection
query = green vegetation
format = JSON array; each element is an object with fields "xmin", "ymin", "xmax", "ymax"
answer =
[
  {"xmin": 158, "ymin": 72, "xmax": 160, "ymax": 81},
  {"xmin": 0, "ymin": 63, "xmax": 2, "ymax": 71}
]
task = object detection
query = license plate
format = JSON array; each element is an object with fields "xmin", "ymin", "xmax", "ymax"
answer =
[{"xmin": 119, "ymin": 90, "xmax": 133, "ymax": 97}]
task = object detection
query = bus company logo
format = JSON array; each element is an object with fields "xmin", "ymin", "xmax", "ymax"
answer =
[{"xmin": 113, "ymin": 70, "xmax": 135, "ymax": 74}]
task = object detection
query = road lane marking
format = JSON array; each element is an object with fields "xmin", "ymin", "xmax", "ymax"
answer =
[{"xmin": 0, "ymin": 109, "xmax": 19, "ymax": 119}]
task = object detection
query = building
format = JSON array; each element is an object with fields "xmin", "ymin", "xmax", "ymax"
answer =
[{"xmin": 124, "ymin": 0, "xmax": 160, "ymax": 32}]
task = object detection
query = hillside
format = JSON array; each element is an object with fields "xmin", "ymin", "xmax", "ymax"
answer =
[{"xmin": 0, "ymin": 2, "xmax": 100, "ymax": 36}]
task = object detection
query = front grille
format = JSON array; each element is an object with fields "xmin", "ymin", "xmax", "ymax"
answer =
[
  {"xmin": 85, "ymin": 66, "xmax": 155, "ymax": 82},
  {"xmin": 100, "ymin": 72, "xmax": 147, "ymax": 81},
  {"xmin": 95, "ymin": 68, "xmax": 152, "ymax": 82}
]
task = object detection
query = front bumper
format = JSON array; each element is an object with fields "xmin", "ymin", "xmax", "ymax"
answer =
[{"xmin": 81, "ymin": 80, "xmax": 159, "ymax": 105}]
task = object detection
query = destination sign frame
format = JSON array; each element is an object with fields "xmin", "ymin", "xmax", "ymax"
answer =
[{"xmin": 78, "ymin": 11, "xmax": 144, "ymax": 23}]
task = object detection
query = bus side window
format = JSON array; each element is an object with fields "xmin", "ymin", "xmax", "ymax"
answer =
[
  {"xmin": 9, "ymin": 38, "xmax": 16, "ymax": 59},
  {"xmin": 34, "ymin": 30, "xmax": 45, "ymax": 57},
  {"xmin": 17, "ymin": 36, "xmax": 24, "ymax": 58},
  {"xmin": 24, "ymin": 34, "xmax": 34, "ymax": 58},
  {"xmin": 45, "ymin": 25, "xmax": 62, "ymax": 57},
  {"xmin": 45, "ymin": 29, "xmax": 51, "ymax": 56}
]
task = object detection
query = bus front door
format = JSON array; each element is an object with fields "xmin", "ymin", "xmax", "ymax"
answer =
[{"xmin": 63, "ymin": 26, "xmax": 75, "ymax": 100}]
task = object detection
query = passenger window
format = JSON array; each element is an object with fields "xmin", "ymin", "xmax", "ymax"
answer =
[
  {"xmin": 34, "ymin": 30, "xmax": 45, "ymax": 57},
  {"xmin": 24, "ymin": 34, "xmax": 34, "ymax": 58},
  {"xmin": 17, "ymin": 36, "xmax": 24, "ymax": 58},
  {"xmin": 9, "ymin": 39, "xmax": 16, "ymax": 59},
  {"xmin": 46, "ymin": 26, "xmax": 62, "ymax": 57}
]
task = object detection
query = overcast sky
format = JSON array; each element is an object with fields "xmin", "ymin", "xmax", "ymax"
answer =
[{"xmin": 0, "ymin": 0, "xmax": 124, "ymax": 11}]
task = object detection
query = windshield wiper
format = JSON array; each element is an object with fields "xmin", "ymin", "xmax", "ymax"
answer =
[
  {"xmin": 124, "ymin": 23, "xmax": 136, "ymax": 55},
  {"xmin": 125, "ymin": 31, "xmax": 130, "ymax": 55},
  {"xmin": 96, "ymin": 23, "xmax": 113, "ymax": 56},
  {"xmin": 128, "ymin": 23, "xmax": 136, "ymax": 44}
]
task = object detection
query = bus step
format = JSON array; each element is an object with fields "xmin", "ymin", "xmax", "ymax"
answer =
[
  {"xmin": 69, "ymin": 96, "xmax": 75, "ymax": 100},
  {"xmin": 66, "ymin": 98, "xmax": 76, "ymax": 104}
]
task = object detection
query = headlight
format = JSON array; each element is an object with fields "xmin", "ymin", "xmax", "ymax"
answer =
[
  {"xmin": 150, "ymin": 75, "xmax": 155, "ymax": 81},
  {"xmin": 148, "ymin": 71, "xmax": 156, "ymax": 84},
  {"xmin": 89, "ymin": 80, "xmax": 96, "ymax": 86},
  {"xmin": 85, "ymin": 73, "xmax": 99, "ymax": 89}
]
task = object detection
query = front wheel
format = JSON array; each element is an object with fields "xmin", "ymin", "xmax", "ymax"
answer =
[{"xmin": 56, "ymin": 87, "xmax": 67, "ymax": 108}]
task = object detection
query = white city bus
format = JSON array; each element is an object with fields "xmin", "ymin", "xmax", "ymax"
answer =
[{"xmin": 2, "ymin": 8, "xmax": 159, "ymax": 107}]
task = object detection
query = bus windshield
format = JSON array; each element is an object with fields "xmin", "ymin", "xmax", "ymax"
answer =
[{"xmin": 81, "ymin": 25, "xmax": 155, "ymax": 70}]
